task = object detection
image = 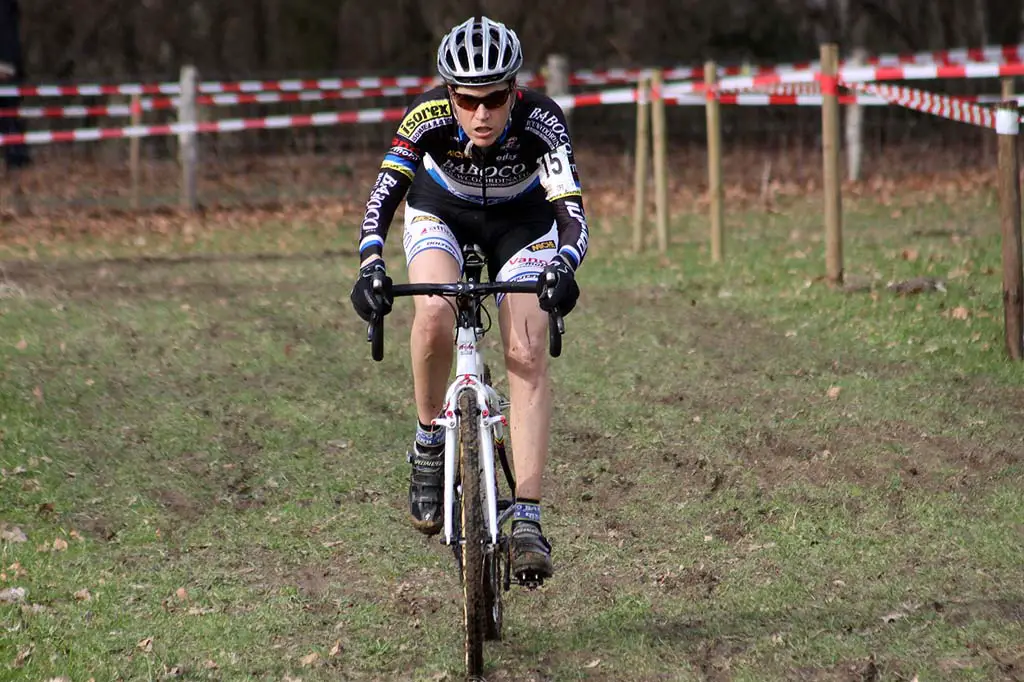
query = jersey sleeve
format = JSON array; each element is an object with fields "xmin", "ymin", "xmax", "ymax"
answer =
[
  {"xmin": 525, "ymin": 100, "xmax": 590, "ymax": 270},
  {"xmin": 358, "ymin": 95, "xmax": 453, "ymax": 261}
]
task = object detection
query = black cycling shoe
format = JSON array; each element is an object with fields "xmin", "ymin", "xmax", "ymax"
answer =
[
  {"xmin": 510, "ymin": 521, "xmax": 553, "ymax": 587},
  {"xmin": 407, "ymin": 444, "xmax": 444, "ymax": 536}
]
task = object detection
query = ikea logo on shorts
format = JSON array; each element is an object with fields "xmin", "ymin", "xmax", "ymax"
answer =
[
  {"xmin": 528, "ymin": 240, "xmax": 556, "ymax": 252},
  {"xmin": 399, "ymin": 100, "xmax": 451, "ymax": 138}
]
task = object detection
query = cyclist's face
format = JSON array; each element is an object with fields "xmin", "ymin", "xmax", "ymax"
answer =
[{"xmin": 448, "ymin": 82, "xmax": 514, "ymax": 148}]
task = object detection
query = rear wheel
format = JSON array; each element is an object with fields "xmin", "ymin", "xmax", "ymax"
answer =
[
  {"xmin": 483, "ymin": 542, "xmax": 504, "ymax": 641},
  {"xmin": 458, "ymin": 391, "xmax": 486, "ymax": 678}
]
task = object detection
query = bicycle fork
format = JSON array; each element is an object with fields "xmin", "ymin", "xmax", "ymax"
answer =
[{"xmin": 433, "ymin": 325, "xmax": 507, "ymax": 548}]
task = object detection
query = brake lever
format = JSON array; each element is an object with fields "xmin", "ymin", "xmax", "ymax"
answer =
[{"xmin": 368, "ymin": 276, "xmax": 385, "ymax": 362}]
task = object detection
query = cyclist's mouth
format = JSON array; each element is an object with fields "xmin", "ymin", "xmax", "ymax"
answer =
[{"xmin": 474, "ymin": 126, "xmax": 493, "ymax": 137}]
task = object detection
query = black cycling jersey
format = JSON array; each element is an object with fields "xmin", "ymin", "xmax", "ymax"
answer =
[{"xmin": 357, "ymin": 85, "xmax": 589, "ymax": 271}]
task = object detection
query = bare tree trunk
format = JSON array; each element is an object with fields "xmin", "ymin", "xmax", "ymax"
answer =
[
  {"xmin": 975, "ymin": 0, "xmax": 989, "ymax": 45},
  {"xmin": 986, "ymin": 0, "xmax": 1023, "ymax": 44},
  {"xmin": 0, "ymin": 0, "xmax": 31, "ymax": 170}
]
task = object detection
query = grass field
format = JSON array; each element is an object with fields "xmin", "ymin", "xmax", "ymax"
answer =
[{"xmin": 1, "ymin": 188, "xmax": 1022, "ymax": 681}]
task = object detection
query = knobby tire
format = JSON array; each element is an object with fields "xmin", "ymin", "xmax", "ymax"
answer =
[{"xmin": 458, "ymin": 391, "xmax": 486, "ymax": 679}]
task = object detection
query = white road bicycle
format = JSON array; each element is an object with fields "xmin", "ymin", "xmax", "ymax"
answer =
[{"xmin": 367, "ymin": 243, "xmax": 565, "ymax": 680}]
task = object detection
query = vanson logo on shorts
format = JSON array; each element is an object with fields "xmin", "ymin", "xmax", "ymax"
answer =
[{"xmin": 508, "ymin": 256, "xmax": 547, "ymax": 267}]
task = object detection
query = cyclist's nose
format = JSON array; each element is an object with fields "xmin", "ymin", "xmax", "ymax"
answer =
[{"xmin": 475, "ymin": 104, "xmax": 490, "ymax": 120}]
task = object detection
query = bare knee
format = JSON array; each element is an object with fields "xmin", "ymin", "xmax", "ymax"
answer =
[
  {"xmin": 505, "ymin": 337, "xmax": 548, "ymax": 386},
  {"xmin": 414, "ymin": 297, "xmax": 455, "ymax": 344}
]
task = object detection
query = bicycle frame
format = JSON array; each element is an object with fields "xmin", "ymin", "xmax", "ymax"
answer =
[
  {"xmin": 366, "ymin": 243, "xmax": 564, "ymax": 562},
  {"xmin": 431, "ymin": 299, "xmax": 510, "ymax": 549}
]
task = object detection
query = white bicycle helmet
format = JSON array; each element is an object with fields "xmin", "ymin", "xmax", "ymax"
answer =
[{"xmin": 436, "ymin": 16, "xmax": 523, "ymax": 87}]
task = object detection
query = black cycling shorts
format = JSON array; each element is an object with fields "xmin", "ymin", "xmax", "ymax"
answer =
[{"xmin": 401, "ymin": 200, "xmax": 558, "ymax": 285}]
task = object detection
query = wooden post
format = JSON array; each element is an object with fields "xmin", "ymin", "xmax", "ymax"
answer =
[
  {"xmin": 130, "ymin": 94, "xmax": 141, "ymax": 210},
  {"xmin": 997, "ymin": 102, "xmax": 1024, "ymax": 361},
  {"xmin": 632, "ymin": 74, "xmax": 651, "ymax": 253},
  {"xmin": 651, "ymin": 68, "xmax": 669, "ymax": 254},
  {"xmin": 178, "ymin": 65, "xmax": 198, "ymax": 211},
  {"xmin": 1002, "ymin": 77, "xmax": 1016, "ymax": 103},
  {"xmin": 545, "ymin": 54, "xmax": 570, "ymax": 124},
  {"xmin": 704, "ymin": 61, "xmax": 724, "ymax": 263},
  {"xmin": 820, "ymin": 43, "xmax": 844, "ymax": 286}
]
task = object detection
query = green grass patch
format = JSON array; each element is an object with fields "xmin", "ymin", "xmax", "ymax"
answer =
[{"xmin": 1, "ymin": 191, "xmax": 1021, "ymax": 681}]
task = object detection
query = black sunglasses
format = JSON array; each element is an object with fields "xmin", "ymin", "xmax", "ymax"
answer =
[{"xmin": 449, "ymin": 85, "xmax": 514, "ymax": 111}]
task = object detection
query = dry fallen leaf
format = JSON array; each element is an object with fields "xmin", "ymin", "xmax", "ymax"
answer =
[
  {"xmin": 950, "ymin": 306, "xmax": 970, "ymax": 320},
  {"xmin": 175, "ymin": 587, "xmax": 188, "ymax": 601},
  {"xmin": 0, "ymin": 587, "xmax": 27, "ymax": 603},
  {"xmin": 584, "ymin": 658, "xmax": 602, "ymax": 668},
  {"xmin": 15, "ymin": 338, "xmax": 27, "ymax": 350},
  {"xmin": 329, "ymin": 640, "xmax": 343, "ymax": 657},
  {"xmin": 137, "ymin": 636, "xmax": 154, "ymax": 653},
  {"xmin": 827, "ymin": 386, "xmax": 842, "ymax": 400},
  {"xmin": 1, "ymin": 525, "xmax": 28, "ymax": 543},
  {"xmin": 73, "ymin": 588, "xmax": 92, "ymax": 601},
  {"xmin": 13, "ymin": 644, "xmax": 33, "ymax": 667},
  {"xmin": 52, "ymin": 537, "xmax": 69, "ymax": 552},
  {"xmin": 203, "ymin": 660, "xmax": 219, "ymax": 670},
  {"xmin": 299, "ymin": 652, "xmax": 320, "ymax": 667}
]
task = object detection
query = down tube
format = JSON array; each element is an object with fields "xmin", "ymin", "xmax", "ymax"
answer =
[
  {"xmin": 443, "ymin": 417, "xmax": 457, "ymax": 545},
  {"xmin": 477, "ymin": 396, "xmax": 500, "ymax": 545}
]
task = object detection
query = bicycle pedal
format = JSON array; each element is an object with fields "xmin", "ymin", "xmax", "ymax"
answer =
[{"xmin": 515, "ymin": 571, "xmax": 545, "ymax": 590}]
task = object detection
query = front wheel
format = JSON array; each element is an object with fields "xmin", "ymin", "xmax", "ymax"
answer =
[{"xmin": 458, "ymin": 391, "xmax": 486, "ymax": 678}]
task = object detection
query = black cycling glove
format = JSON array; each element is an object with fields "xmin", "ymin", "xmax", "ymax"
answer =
[
  {"xmin": 536, "ymin": 256, "xmax": 580, "ymax": 316},
  {"xmin": 350, "ymin": 260, "xmax": 394, "ymax": 322}
]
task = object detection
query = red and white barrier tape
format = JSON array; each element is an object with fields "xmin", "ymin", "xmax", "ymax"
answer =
[
  {"xmin": 0, "ymin": 100, "xmax": 168, "ymax": 119},
  {"xmin": 0, "ymin": 86, "xmax": 440, "ymax": 119},
  {"xmin": 840, "ymin": 61, "xmax": 1024, "ymax": 84},
  {"xmin": 716, "ymin": 93, "xmax": 886, "ymax": 106},
  {"xmin": 698, "ymin": 43, "xmax": 1024, "ymax": 80},
  {"xmin": 554, "ymin": 87, "xmax": 638, "ymax": 109},
  {"xmin": 0, "ymin": 74, "xmax": 550, "ymax": 99},
  {"xmin": 841, "ymin": 80, "xmax": 997, "ymax": 128},
  {"xmin": 0, "ymin": 89, "xmax": 643, "ymax": 146},
  {"xmin": 196, "ymin": 86, "xmax": 433, "ymax": 107},
  {"xmin": 712, "ymin": 91, "xmax": 1024, "ymax": 107},
  {"xmin": 0, "ymin": 75, "xmax": 444, "ymax": 98},
  {"xmin": 694, "ymin": 61, "xmax": 1024, "ymax": 95},
  {"xmin": 577, "ymin": 43, "xmax": 1024, "ymax": 84},
  {"xmin": 4, "ymin": 42, "xmax": 1024, "ymax": 99},
  {"xmin": 0, "ymin": 107, "xmax": 405, "ymax": 147},
  {"xmin": 4, "ymin": 77, "xmax": 1022, "ymax": 146}
]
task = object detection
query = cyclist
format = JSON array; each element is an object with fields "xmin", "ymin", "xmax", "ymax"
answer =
[{"xmin": 349, "ymin": 16, "xmax": 589, "ymax": 582}]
